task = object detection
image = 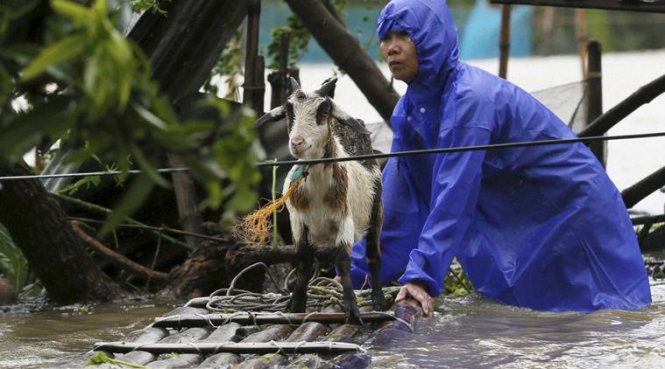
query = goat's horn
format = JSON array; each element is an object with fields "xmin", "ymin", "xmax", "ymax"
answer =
[
  {"xmin": 314, "ymin": 77, "xmax": 338, "ymax": 98},
  {"xmin": 289, "ymin": 77, "xmax": 301, "ymax": 92},
  {"xmin": 254, "ymin": 106, "xmax": 285, "ymax": 128}
]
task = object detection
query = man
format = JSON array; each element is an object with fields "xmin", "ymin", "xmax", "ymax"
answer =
[{"xmin": 349, "ymin": 0, "xmax": 651, "ymax": 315}]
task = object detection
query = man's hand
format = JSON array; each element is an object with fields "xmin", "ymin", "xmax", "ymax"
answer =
[{"xmin": 395, "ymin": 281, "xmax": 434, "ymax": 317}]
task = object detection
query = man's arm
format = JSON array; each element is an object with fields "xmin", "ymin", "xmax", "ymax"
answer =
[{"xmin": 397, "ymin": 126, "xmax": 491, "ymax": 310}]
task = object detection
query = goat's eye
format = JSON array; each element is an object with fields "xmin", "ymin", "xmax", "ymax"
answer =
[
  {"xmin": 285, "ymin": 103, "xmax": 295, "ymax": 121},
  {"xmin": 316, "ymin": 99, "xmax": 331, "ymax": 126}
]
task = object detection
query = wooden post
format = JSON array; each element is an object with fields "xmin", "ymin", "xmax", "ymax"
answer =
[
  {"xmin": 585, "ymin": 40, "xmax": 605, "ymax": 166},
  {"xmin": 244, "ymin": 0, "xmax": 265, "ymax": 115},
  {"xmin": 268, "ymin": 31, "xmax": 291, "ymax": 109},
  {"xmin": 498, "ymin": 5, "xmax": 512, "ymax": 79}
]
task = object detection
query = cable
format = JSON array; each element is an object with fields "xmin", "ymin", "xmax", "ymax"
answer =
[
  {"xmin": 1, "ymin": 131, "xmax": 664, "ymax": 181},
  {"xmin": 0, "ymin": 167, "xmax": 189, "ymax": 181},
  {"xmin": 256, "ymin": 131, "xmax": 665, "ymax": 168}
]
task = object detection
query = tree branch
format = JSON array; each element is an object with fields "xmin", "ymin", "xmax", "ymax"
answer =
[
  {"xmin": 285, "ymin": 0, "xmax": 399, "ymax": 124},
  {"xmin": 71, "ymin": 221, "xmax": 169, "ymax": 284}
]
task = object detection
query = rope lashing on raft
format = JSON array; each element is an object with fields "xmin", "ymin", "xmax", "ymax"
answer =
[
  {"xmin": 194, "ymin": 261, "xmax": 401, "ymax": 314},
  {"xmin": 204, "ymin": 278, "xmax": 400, "ymax": 314},
  {"xmin": 232, "ymin": 165, "xmax": 309, "ymax": 246}
]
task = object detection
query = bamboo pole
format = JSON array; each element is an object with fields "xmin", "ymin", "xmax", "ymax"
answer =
[
  {"xmin": 622, "ymin": 166, "xmax": 665, "ymax": 210},
  {"xmin": 93, "ymin": 341, "xmax": 364, "ymax": 355},
  {"xmin": 578, "ymin": 74, "xmax": 665, "ymax": 138},
  {"xmin": 152, "ymin": 312, "xmax": 396, "ymax": 328}
]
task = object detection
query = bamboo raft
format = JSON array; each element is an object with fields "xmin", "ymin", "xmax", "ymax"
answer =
[{"xmin": 83, "ymin": 285, "xmax": 422, "ymax": 369}]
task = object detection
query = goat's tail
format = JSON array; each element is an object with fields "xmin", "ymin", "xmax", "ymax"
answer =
[{"xmin": 232, "ymin": 177, "xmax": 304, "ymax": 247}]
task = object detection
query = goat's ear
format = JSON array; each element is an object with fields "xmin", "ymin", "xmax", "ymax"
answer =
[
  {"xmin": 314, "ymin": 77, "xmax": 337, "ymax": 98},
  {"xmin": 255, "ymin": 106, "xmax": 286, "ymax": 128},
  {"xmin": 331, "ymin": 101, "xmax": 370, "ymax": 135}
]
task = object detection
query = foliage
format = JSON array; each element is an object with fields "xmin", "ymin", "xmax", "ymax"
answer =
[
  {"xmin": 0, "ymin": 224, "xmax": 29, "ymax": 291},
  {"xmin": 444, "ymin": 259, "xmax": 473, "ymax": 297},
  {"xmin": 266, "ymin": 13, "xmax": 312, "ymax": 70},
  {"xmin": 128, "ymin": 0, "xmax": 162, "ymax": 14},
  {"xmin": 87, "ymin": 351, "xmax": 148, "ymax": 368},
  {"xmin": 266, "ymin": 0, "xmax": 347, "ymax": 69},
  {"xmin": 0, "ymin": 0, "xmax": 260, "ymax": 234},
  {"xmin": 206, "ymin": 27, "xmax": 244, "ymax": 100}
]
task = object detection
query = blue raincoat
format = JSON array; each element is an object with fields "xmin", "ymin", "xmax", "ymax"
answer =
[{"xmin": 350, "ymin": 0, "xmax": 651, "ymax": 311}]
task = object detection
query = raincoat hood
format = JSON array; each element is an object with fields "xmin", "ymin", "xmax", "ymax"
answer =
[{"xmin": 377, "ymin": 0, "xmax": 460, "ymax": 100}]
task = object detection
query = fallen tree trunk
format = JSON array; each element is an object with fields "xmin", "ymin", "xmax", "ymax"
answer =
[{"xmin": 0, "ymin": 160, "xmax": 126, "ymax": 303}]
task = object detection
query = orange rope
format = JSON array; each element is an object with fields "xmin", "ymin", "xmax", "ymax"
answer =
[{"xmin": 233, "ymin": 177, "xmax": 304, "ymax": 246}]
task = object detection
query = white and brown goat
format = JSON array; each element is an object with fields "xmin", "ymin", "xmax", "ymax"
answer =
[{"xmin": 255, "ymin": 78, "xmax": 384, "ymax": 324}]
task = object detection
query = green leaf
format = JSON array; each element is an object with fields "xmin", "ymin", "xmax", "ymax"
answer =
[
  {"xmin": 92, "ymin": 0, "xmax": 108, "ymax": 17},
  {"xmin": 132, "ymin": 103, "xmax": 167, "ymax": 129},
  {"xmin": 0, "ymin": 224, "xmax": 28, "ymax": 290},
  {"xmin": 51, "ymin": 0, "xmax": 92, "ymax": 29},
  {"xmin": 22, "ymin": 33, "xmax": 88, "ymax": 80},
  {"xmin": 106, "ymin": 30, "xmax": 134, "ymax": 110}
]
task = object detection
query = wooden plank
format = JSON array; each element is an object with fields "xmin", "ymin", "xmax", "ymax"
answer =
[
  {"xmin": 152, "ymin": 311, "xmax": 396, "ymax": 328},
  {"xmin": 490, "ymin": 0, "xmax": 665, "ymax": 13},
  {"xmin": 93, "ymin": 341, "xmax": 363, "ymax": 355}
]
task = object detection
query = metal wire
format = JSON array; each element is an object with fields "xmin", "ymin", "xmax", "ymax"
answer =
[
  {"xmin": 1, "ymin": 131, "xmax": 664, "ymax": 181},
  {"xmin": 257, "ymin": 131, "xmax": 665, "ymax": 168}
]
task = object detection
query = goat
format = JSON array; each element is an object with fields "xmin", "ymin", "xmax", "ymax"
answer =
[{"xmin": 255, "ymin": 77, "xmax": 384, "ymax": 324}]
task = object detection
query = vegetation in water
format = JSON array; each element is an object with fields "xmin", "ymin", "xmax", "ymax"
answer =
[
  {"xmin": 444, "ymin": 260, "xmax": 474, "ymax": 297},
  {"xmin": 87, "ymin": 351, "xmax": 149, "ymax": 368}
]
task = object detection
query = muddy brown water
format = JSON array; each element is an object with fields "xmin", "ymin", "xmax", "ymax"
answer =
[
  {"xmin": 1, "ymin": 283, "xmax": 665, "ymax": 369},
  {"xmin": 0, "ymin": 301, "xmax": 175, "ymax": 368}
]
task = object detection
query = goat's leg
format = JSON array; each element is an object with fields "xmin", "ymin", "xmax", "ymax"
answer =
[
  {"xmin": 289, "ymin": 228, "xmax": 313, "ymax": 313},
  {"xmin": 366, "ymin": 191, "xmax": 385, "ymax": 311},
  {"xmin": 336, "ymin": 245, "xmax": 363, "ymax": 325}
]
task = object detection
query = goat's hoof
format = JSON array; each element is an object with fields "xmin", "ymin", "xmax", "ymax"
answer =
[
  {"xmin": 345, "ymin": 306, "xmax": 363, "ymax": 326},
  {"xmin": 373, "ymin": 300, "xmax": 386, "ymax": 312},
  {"xmin": 288, "ymin": 299, "xmax": 307, "ymax": 313},
  {"xmin": 372, "ymin": 292, "xmax": 386, "ymax": 312}
]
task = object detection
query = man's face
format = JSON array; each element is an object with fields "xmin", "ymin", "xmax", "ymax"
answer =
[{"xmin": 380, "ymin": 31, "xmax": 418, "ymax": 83}]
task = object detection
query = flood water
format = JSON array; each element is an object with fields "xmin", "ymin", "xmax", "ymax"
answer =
[
  {"xmin": 0, "ymin": 301, "xmax": 174, "ymax": 368},
  {"xmin": 1, "ymin": 283, "xmax": 664, "ymax": 368},
  {"xmin": 369, "ymin": 281, "xmax": 665, "ymax": 369}
]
